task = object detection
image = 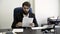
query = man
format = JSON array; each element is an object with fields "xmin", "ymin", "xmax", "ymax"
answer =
[{"xmin": 11, "ymin": 1, "xmax": 38, "ymax": 28}]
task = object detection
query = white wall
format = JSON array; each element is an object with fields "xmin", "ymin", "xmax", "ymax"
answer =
[
  {"xmin": 59, "ymin": 0, "xmax": 60, "ymax": 16},
  {"xmin": 0, "ymin": 0, "xmax": 59, "ymax": 29},
  {"xmin": 0, "ymin": 0, "xmax": 31, "ymax": 29},
  {"xmin": 29, "ymin": 0, "xmax": 35, "ymax": 13},
  {"xmin": 35, "ymin": 0, "xmax": 59, "ymax": 26}
]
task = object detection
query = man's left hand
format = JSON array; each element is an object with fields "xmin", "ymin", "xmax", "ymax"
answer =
[{"xmin": 29, "ymin": 23, "xmax": 35, "ymax": 27}]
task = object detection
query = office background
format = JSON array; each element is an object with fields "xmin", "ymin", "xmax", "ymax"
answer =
[{"xmin": 0, "ymin": 0, "xmax": 60, "ymax": 29}]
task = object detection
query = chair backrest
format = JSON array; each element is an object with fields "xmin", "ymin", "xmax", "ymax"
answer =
[
  {"xmin": 13, "ymin": 7, "xmax": 32, "ymax": 19},
  {"xmin": 14, "ymin": 7, "xmax": 32, "ymax": 13}
]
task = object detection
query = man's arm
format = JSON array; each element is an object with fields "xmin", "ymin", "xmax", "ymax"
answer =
[
  {"xmin": 33, "ymin": 14, "xmax": 38, "ymax": 27},
  {"xmin": 11, "ymin": 8, "xmax": 23, "ymax": 28},
  {"xmin": 16, "ymin": 22, "xmax": 22, "ymax": 27},
  {"xmin": 11, "ymin": 8, "xmax": 18, "ymax": 28}
]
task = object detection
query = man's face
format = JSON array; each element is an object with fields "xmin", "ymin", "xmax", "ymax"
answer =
[{"xmin": 23, "ymin": 5, "xmax": 30, "ymax": 13}]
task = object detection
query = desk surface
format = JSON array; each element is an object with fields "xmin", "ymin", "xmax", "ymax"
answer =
[
  {"xmin": 0, "ymin": 26, "xmax": 60, "ymax": 34},
  {"xmin": 0, "ymin": 28, "xmax": 59, "ymax": 34},
  {"xmin": 23, "ymin": 29, "xmax": 42, "ymax": 34},
  {"xmin": 2, "ymin": 29, "xmax": 42, "ymax": 34}
]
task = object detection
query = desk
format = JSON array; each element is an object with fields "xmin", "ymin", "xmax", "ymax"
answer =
[
  {"xmin": 0, "ymin": 28, "xmax": 42, "ymax": 34},
  {"xmin": 0, "ymin": 26, "xmax": 60, "ymax": 34}
]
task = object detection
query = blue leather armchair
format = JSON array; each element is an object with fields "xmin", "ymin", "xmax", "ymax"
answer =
[{"xmin": 14, "ymin": 7, "xmax": 32, "ymax": 18}]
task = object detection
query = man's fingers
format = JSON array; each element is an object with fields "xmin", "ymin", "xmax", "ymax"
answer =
[
  {"xmin": 30, "ymin": 23, "xmax": 34, "ymax": 27},
  {"xmin": 16, "ymin": 22, "xmax": 22, "ymax": 27}
]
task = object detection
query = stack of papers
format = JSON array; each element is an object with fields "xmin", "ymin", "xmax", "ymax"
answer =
[
  {"xmin": 31, "ymin": 25, "xmax": 48, "ymax": 30},
  {"xmin": 0, "ymin": 33, "xmax": 2, "ymax": 34},
  {"xmin": 12, "ymin": 29, "xmax": 23, "ymax": 33},
  {"xmin": 55, "ymin": 26, "xmax": 60, "ymax": 28}
]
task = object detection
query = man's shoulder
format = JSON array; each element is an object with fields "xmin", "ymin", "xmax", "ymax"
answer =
[{"xmin": 29, "ymin": 13, "xmax": 35, "ymax": 16}]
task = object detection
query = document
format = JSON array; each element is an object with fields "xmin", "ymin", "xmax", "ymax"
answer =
[
  {"xmin": 0, "ymin": 33, "xmax": 2, "ymax": 34},
  {"xmin": 12, "ymin": 29, "xmax": 23, "ymax": 33},
  {"xmin": 31, "ymin": 25, "xmax": 48, "ymax": 30},
  {"xmin": 22, "ymin": 17, "xmax": 33, "ymax": 27}
]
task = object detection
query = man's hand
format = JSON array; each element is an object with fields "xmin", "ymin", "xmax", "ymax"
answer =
[
  {"xmin": 29, "ymin": 23, "xmax": 35, "ymax": 27},
  {"xmin": 16, "ymin": 22, "xmax": 22, "ymax": 27}
]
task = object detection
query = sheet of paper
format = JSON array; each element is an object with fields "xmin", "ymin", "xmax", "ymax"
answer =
[
  {"xmin": 31, "ymin": 25, "xmax": 48, "ymax": 30},
  {"xmin": 55, "ymin": 26, "xmax": 60, "ymax": 28},
  {"xmin": 22, "ymin": 17, "xmax": 33, "ymax": 27},
  {"xmin": 0, "ymin": 33, "xmax": 2, "ymax": 34},
  {"xmin": 12, "ymin": 29, "xmax": 23, "ymax": 33}
]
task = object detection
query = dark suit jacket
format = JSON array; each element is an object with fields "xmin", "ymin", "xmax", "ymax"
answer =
[{"xmin": 11, "ymin": 12, "xmax": 38, "ymax": 28}]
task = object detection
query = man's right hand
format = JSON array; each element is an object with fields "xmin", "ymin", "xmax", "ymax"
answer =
[{"xmin": 16, "ymin": 22, "xmax": 22, "ymax": 27}]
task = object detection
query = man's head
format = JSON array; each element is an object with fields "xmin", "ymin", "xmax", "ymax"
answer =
[{"xmin": 22, "ymin": 1, "xmax": 31, "ymax": 14}]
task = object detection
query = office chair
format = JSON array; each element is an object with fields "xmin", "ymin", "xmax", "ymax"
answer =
[
  {"xmin": 14, "ymin": 7, "xmax": 32, "ymax": 18},
  {"xmin": 11, "ymin": 7, "xmax": 32, "ymax": 28},
  {"xmin": 14, "ymin": 7, "xmax": 32, "ymax": 20}
]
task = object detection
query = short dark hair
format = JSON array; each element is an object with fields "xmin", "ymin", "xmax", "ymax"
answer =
[{"xmin": 22, "ymin": 1, "xmax": 31, "ymax": 7}]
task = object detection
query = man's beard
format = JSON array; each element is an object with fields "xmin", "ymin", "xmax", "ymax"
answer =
[{"xmin": 23, "ymin": 11, "xmax": 29, "ymax": 15}]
